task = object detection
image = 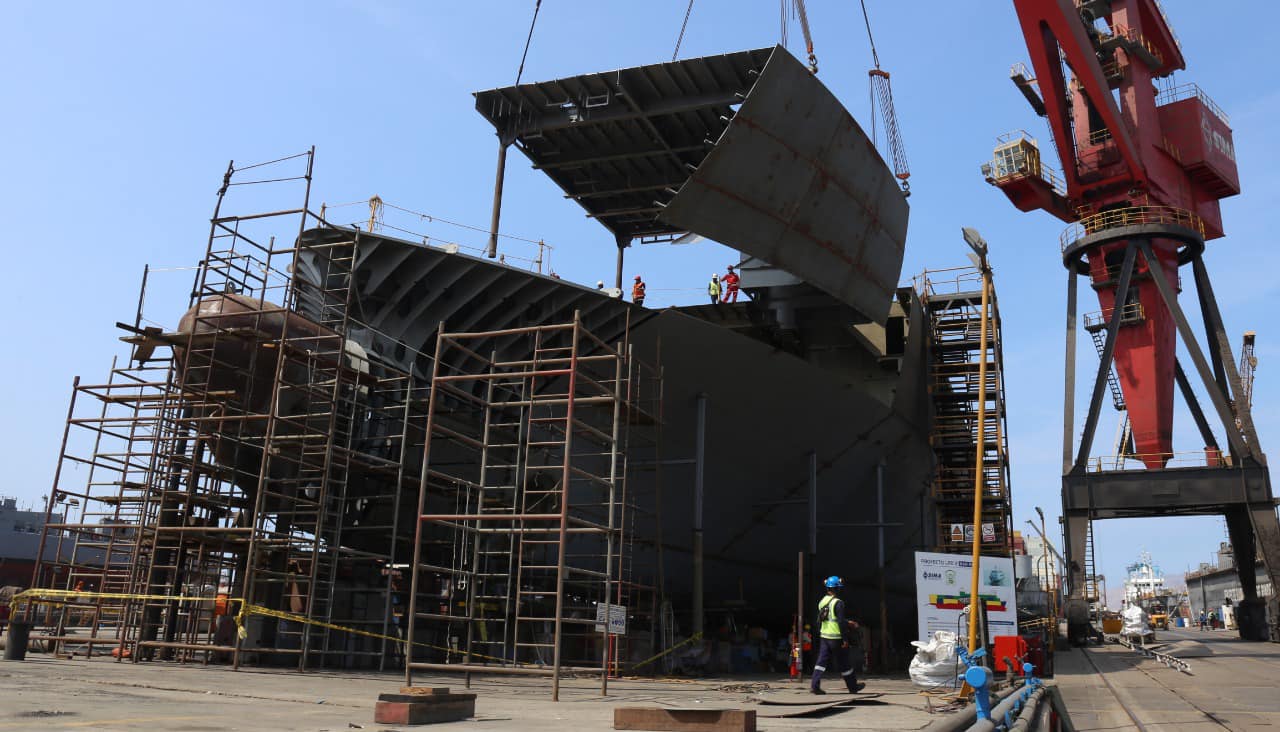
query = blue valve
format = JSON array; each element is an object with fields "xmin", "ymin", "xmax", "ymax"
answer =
[
  {"xmin": 964, "ymin": 665, "xmax": 993, "ymax": 720},
  {"xmin": 957, "ymin": 645, "xmax": 987, "ymax": 668},
  {"xmin": 1022, "ymin": 661, "xmax": 1041, "ymax": 690}
]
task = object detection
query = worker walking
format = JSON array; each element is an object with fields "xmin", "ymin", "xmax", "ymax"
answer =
[
  {"xmin": 1198, "ymin": 610, "xmax": 1207, "ymax": 631},
  {"xmin": 632, "ymin": 275, "xmax": 647, "ymax": 306},
  {"xmin": 708, "ymin": 274, "xmax": 721, "ymax": 305},
  {"xmin": 810, "ymin": 576, "xmax": 865, "ymax": 695},
  {"xmin": 721, "ymin": 264, "xmax": 740, "ymax": 303}
]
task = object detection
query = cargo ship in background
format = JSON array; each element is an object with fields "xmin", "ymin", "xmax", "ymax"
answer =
[{"xmin": 1124, "ymin": 551, "xmax": 1178, "ymax": 628}]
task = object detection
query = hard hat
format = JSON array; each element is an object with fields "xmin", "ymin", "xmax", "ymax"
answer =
[
  {"xmin": 596, "ymin": 280, "xmax": 604, "ymax": 287},
  {"xmin": 727, "ymin": 264, "xmax": 735, "ymax": 270},
  {"xmin": 712, "ymin": 273, "xmax": 718, "ymax": 278},
  {"xmin": 635, "ymin": 275, "xmax": 642, "ymax": 281},
  {"xmin": 824, "ymin": 576, "xmax": 844, "ymax": 589}
]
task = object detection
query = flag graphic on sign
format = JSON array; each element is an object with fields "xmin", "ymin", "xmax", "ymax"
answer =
[{"xmin": 927, "ymin": 592, "xmax": 1008, "ymax": 613}]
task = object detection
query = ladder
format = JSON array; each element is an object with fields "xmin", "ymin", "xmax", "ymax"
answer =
[
  {"xmin": 1088, "ymin": 329, "xmax": 1128, "ymax": 411},
  {"xmin": 1084, "ymin": 521, "xmax": 1102, "ymax": 622}
]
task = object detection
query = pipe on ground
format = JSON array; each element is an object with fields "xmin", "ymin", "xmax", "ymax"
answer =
[{"xmin": 920, "ymin": 684, "xmax": 1022, "ymax": 732}]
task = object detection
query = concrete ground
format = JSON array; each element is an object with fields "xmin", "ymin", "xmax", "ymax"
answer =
[
  {"xmin": 1054, "ymin": 626, "xmax": 1280, "ymax": 730},
  {"xmin": 0, "ymin": 657, "xmax": 948, "ymax": 731}
]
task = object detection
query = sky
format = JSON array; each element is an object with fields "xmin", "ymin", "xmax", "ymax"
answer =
[{"xmin": 2, "ymin": 0, "xmax": 1277, "ymax": 607}]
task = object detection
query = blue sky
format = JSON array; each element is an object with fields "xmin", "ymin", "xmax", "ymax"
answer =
[{"xmin": 2, "ymin": 1, "xmax": 1276, "ymax": 605}]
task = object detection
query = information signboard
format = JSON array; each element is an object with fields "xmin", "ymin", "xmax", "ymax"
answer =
[{"xmin": 914, "ymin": 551, "xmax": 1017, "ymax": 641}]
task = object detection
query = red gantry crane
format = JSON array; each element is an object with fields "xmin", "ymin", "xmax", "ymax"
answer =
[
  {"xmin": 988, "ymin": 0, "xmax": 1237, "ymax": 468},
  {"xmin": 986, "ymin": 0, "xmax": 1280, "ymax": 643}
]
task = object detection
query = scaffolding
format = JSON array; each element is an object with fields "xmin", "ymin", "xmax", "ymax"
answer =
[
  {"xmin": 918, "ymin": 266, "xmax": 1014, "ymax": 553},
  {"xmin": 26, "ymin": 358, "xmax": 170, "ymax": 656},
  {"xmin": 28, "ymin": 150, "xmax": 428, "ymax": 669},
  {"xmin": 405, "ymin": 314, "xmax": 661, "ymax": 700}
]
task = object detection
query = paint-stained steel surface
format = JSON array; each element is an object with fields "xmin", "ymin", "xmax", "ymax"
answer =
[{"xmin": 658, "ymin": 48, "xmax": 909, "ymax": 325}]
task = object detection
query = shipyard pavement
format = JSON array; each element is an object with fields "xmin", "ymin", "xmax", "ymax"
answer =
[{"xmin": 0, "ymin": 657, "xmax": 941, "ymax": 730}]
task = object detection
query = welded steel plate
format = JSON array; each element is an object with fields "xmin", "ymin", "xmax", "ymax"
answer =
[{"xmin": 658, "ymin": 47, "xmax": 909, "ymax": 324}]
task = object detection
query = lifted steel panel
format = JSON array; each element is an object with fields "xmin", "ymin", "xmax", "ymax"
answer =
[{"xmin": 658, "ymin": 48, "xmax": 909, "ymax": 325}]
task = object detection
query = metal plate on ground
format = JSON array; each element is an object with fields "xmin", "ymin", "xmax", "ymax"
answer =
[
  {"xmin": 755, "ymin": 692, "xmax": 884, "ymax": 706},
  {"xmin": 755, "ymin": 701, "xmax": 849, "ymax": 718},
  {"xmin": 753, "ymin": 696, "xmax": 885, "ymax": 718}
]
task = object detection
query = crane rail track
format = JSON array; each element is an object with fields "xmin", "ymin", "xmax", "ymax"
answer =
[{"xmin": 1081, "ymin": 645, "xmax": 1230, "ymax": 730}]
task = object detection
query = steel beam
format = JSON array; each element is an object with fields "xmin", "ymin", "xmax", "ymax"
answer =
[
  {"xmin": 536, "ymin": 145, "xmax": 706, "ymax": 172},
  {"xmin": 1192, "ymin": 257, "xmax": 1264, "ymax": 458},
  {"xmin": 1063, "ymin": 267, "xmax": 1078, "ymax": 474},
  {"xmin": 486, "ymin": 139, "xmax": 511, "ymax": 259},
  {"xmin": 1063, "ymin": 465, "xmax": 1272, "ymax": 517},
  {"xmin": 1174, "ymin": 360, "xmax": 1220, "ymax": 451},
  {"xmin": 692, "ymin": 392, "xmax": 707, "ymax": 638},
  {"xmin": 1073, "ymin": 244, "xmax": 1136, "ymax": 471},
  {"xmin": 1138, "ymin": 242, "xmax": 1248, "ymax": 458},
  {"xmin": 493, "ymin": 89, "xmax": 744, "ymax": 139}
]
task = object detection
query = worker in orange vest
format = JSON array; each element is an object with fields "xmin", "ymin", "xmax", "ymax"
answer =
[
  {"xmin": 632, "ymin": 275, "xmax": 647, "ymax": 306},
  {"xmin": 720, "ymin": 265, "xmax": 740, "ymax": 303}
]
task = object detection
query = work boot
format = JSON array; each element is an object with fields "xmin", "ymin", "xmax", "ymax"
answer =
[
  {"xmin": 810, "ymin": 687, "xmax": 826, "ymax": 695},
  {"xmin": 847, "ymin": 681, "xmax": 866, "ymax": 694}
]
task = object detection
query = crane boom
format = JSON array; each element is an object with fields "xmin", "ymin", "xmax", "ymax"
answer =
[{"xmin": 1237, "ymin": 331, "xmax": 1257, "ymax": 429}]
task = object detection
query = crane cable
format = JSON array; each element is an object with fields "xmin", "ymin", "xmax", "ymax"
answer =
[
  {"xmin": 859, "ymin": 0, "xmax": 911, "ymax": 195},
  {"xmin": 514, "ymin": 0, "xmax": 542, "ymax": 85},
  {"xmin": 672, "ymin": 0, "xmax": 696, "ymax": 61},
  {"xmin": 793, "ymin": 0, "xmax": 818, "ymax": 74}
]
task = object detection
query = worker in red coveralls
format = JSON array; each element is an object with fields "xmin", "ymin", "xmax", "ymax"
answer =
[
  {"xmin": 632, "ymin": 275, "xmax": 647, "ymax": 306},
  {"xmin": 720, "ymin": 264, "xmax": 741, "ymax": 303},
  {"xmin": 810, "ymin": 576, "xmax": 865, "ymax": 695}
]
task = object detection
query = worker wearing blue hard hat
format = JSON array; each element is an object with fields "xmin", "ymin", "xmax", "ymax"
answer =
[{"xmin": 810, "ymin": 576, "xmax": 866, "ymax": 695}]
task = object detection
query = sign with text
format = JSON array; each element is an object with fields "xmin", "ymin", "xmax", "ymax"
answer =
[
  {"xmin": 594, "ymin": 603, "xmax": 627, "ymax": 635},
  {"xmin": 949, "ymin": 523, "xmax": 998, "ymax": 544},
  {"xmin": 914, "ymin": 551, "xmax": 1017, "ymax": 642}
]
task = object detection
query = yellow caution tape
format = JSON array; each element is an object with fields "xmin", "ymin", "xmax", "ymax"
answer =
[{"xmin": 10, "ymin": 588, "xmax": 570, "ymax": 669}]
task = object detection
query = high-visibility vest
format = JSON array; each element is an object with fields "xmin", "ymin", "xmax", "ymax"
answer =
[{"xmin": 818, "ymin": 595, "xmax": 842, "ymax": 640}]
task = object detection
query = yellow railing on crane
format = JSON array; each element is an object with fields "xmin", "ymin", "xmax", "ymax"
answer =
[
  {"xmin": 1060, "ymin": 205, "xmax": 1205, "ymax": 251},
  {"xmin": 1083, "ymin": 302, "xmax": 1146, "ymax": 330}
]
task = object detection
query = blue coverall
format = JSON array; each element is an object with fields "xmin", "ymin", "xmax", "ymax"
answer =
[{"xmin": 811, "ymin": 593, "xmax": 861, "ymax": 693}]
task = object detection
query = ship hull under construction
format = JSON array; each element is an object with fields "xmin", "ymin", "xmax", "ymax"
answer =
[{"xmin": 21, "ymin": 46, "xmax": 1012, "ymax": 678}]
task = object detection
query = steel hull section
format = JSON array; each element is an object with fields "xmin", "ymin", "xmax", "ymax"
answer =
[
  {"xmin": 624, "ymin": 310, "xmax": 933, "ymax": 632},
  {"xmin": 658, "ymin": 47, "xmax": 909, "ymax": 325},
  {"xmin": 293, "ymin": 231, "xmax": 934, "ymax": 634}
]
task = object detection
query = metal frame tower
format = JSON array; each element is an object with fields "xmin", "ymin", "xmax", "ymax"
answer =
[{"xmin": 985, "ymin": 0, "xmax": 1280, "ymax": 641}]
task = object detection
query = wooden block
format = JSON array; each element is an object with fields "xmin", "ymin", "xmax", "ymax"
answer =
[
  {"xmin": 399, "ymin": 686, "xmax": 452, "ymax": 695},
  {"xmin": 613, "ymin": 707, "xmax": 756, "ymax": 732},
  {"xmin": 375, "ymin": 697, "xmax": 475, "ymax": 725}
]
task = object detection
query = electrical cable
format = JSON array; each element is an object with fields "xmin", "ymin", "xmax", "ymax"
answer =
[
  {"xmin": 515, "ymin": 0, "xmax": 542, "ymax": 85},
  {"xmin": 672, "ymin": 0, "xmax": 695, "ymax": 61}
]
